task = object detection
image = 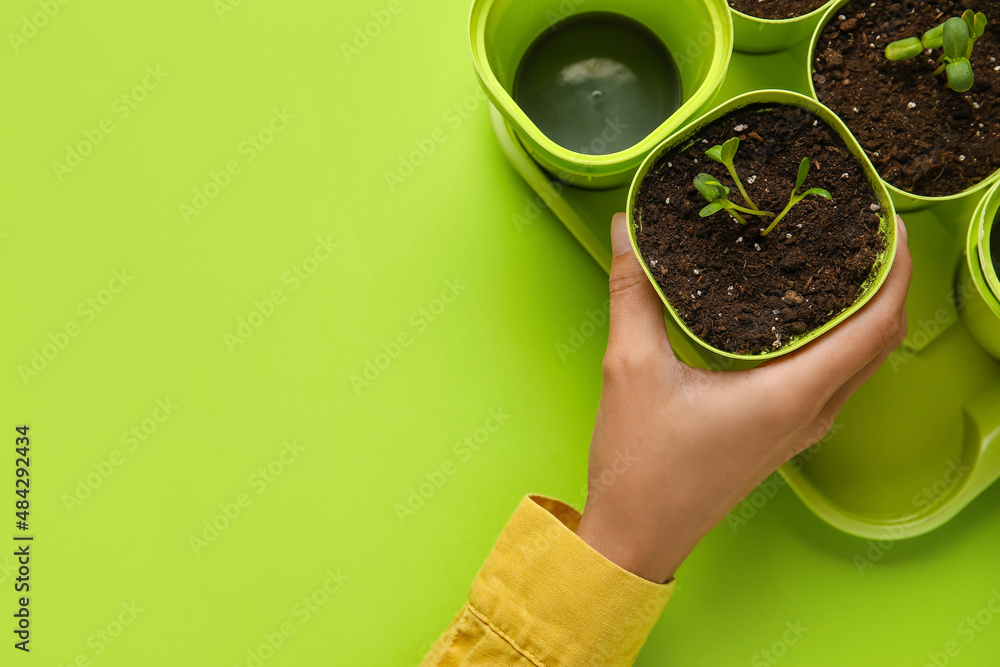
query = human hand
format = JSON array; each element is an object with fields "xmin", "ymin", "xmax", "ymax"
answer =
[{"xmin": 575, "ymin": 213, "xmax": 913, "ymax": 583}]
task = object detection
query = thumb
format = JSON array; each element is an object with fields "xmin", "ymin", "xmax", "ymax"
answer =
[{"xmin": 607, "ymin": 213, "xmax": 673, "ymax": 360}]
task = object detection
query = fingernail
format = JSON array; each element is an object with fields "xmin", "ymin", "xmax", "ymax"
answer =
[
  {"xmin": 611, "ymin": 213, "xmax": 631, "ymax": 256},
  {"xmin": 896, "ymin": 215, "xmax": 908, "ymax": 245}
]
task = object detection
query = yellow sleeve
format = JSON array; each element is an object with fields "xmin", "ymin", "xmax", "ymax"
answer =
[{"xmin": 421, "ymin": 495, "xmax": 674, "ymax": 666}]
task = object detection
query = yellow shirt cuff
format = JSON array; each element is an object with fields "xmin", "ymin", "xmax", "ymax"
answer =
[{"xmin": 469, "ymin": 494, "xmax": 674, "ymax": 666}]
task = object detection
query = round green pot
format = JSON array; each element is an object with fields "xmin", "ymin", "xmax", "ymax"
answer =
[
  {"xmin": 731, "ymin": 0, "xmax": 837, "ymax": 54},
  {"xmin": 960, "ymin": 181, "xmax": 1000, "ymax": 361},
  {"xmin": 807, "ymin": 0, "xmax": 1000, "ymax": 212},
  {"xmin": 627, "ymin": 89, "xmax": 898, "ymax": 362},
  {"xmin": 468, "ymin": 0, "xmax": 733, "ymax": 190},
  {"xmin": 979, "ymin": 192, "xmax": 1000, "ymax": 302}
]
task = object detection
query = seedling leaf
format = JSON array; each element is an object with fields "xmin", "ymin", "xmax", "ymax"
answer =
[
  {"xmin": 947, "ymin": 59, "xmax": 974, "ymax": 92},
  {"xmin": 943, "ymin": 16, "xmax": 970, "ymax": 60},
  {"xmin": 974, "ymin": 13, "xmax": 988, "ymax": 39},
  {"xmin": 694, "ymin": 173, "xmax": 720, "ymax": 200},
  {"xmin": 922, "ymin": 24, "xmax": 944, "ymax": 49},
  {"xmin": 706, "ymin": 180, "xmax": 731, "ymax": 197},
  {"xmin": 963, "ymin": 9, "xmax": 976, "ymax": 36},
  {"xmin": 691, "ymin": 172, "xmax": 772, "ymax": 227},
  {"xmin": 722, "ymin": 137, "xmax": 740, "ymax": 163},
  {"xmin": 891, "ymin": 12, "xmax": 987, "ymax": 93},
  {"xmin": 887, "ymin": 37, "xmax": 923, "ymax": 60},
  {"xmin": 762, "ymin": 166, "xmax": 834, "ymax": 237},
  {"xmin": 801, "ymin": 188, "xmax": 832, "ymax": 200},
  {"xmin": 700, "ymin": 202, "xmax": 724, "ymax": 217},
  {"xmin": 704, "ymin": 137, "xmax": 762, "ymax": 211},
  {"xmin": 795, "ymin": 158, "xmax": 810, "ymax": 192}
]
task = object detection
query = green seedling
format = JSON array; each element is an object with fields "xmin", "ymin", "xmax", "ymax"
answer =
[
  {"xmin": 705, "ymin": 137, "xmax": 762, "ymax": 212},
  {"xmin": 694, "ymin": 173, "xmax": 774, "ymax": 226},
  {"xmin": 761, "ymin": 158, "xmax": 832, "ymax": 237},
  {"xmin": 886, "ymin": 10, "xmax": 988, "ymax": 93}
]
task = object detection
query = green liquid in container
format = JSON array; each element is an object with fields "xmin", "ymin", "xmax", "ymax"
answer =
[{"xmin": 513, "ymin": 12, "xmax": 683, "ymax": 156}]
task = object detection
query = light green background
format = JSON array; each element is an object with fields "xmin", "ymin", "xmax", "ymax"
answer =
[{"xmin": 1, "ymin": 0, "xmax": 999, "ymax": 665}]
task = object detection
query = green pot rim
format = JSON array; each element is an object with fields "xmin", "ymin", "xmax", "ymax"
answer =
[
  {"xmin": 626, "ymin": 89, "xmax": 898, "ymax": 362},
  {"xmin": 806, "ymin": 0, "xmax": 1000, "ymax": 209},
  {"xmin": 978, "ymin": 183, "xmax": 1000, "ymax": 302},
  {"xmin": 467, "ymin": 0, "xmax": 734, "ymax": 181},
  {"xmin": 729, "ymin": 0, "xmax": 838, "ymax": 25},
  {"xmin": 970, "ymin": 181, "xmax": 1000, "ymax": 317}
]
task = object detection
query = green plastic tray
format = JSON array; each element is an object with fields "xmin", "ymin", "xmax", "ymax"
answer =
[{"xmin": 485, "ymin": 42, "xmax": 1000, "ymax": 539}]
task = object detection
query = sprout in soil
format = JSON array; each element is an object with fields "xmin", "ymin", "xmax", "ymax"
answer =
[
  {"xmin": 694, "ymin": 173, "xmax": 774, "ymax": 226},
  {"xmin": 705, "ymin": 137, "xmax": 763, "ymax": 212},
  {"xmin": 886, "ymin": 10, "xmax": 988, "ymax": 93},
  {"xmin": 761, "ymin": 158, "xmax": 832, "ymax": 237}
]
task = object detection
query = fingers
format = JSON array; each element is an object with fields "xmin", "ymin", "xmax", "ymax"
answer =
[
  {"xmin": 787, "ymin": 336, "xmax": 900, "ymax": 462},
  {"xmin": 811, "ymin": 215, "xmax": 908, "ymax": 420},
  {"xmin": 816, "ymin": 325, "xmax": 901, "ymax": 425},
  {"xmin": 762, "ymin": 216, "xmax": 913, "ymax": 405},
  {"xmin": 605, "ymin": 213, "xmax": 675, "ymax": 368}
]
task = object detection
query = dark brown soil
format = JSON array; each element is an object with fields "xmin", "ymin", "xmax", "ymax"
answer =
[
  {"xmin": 814, "ymin": 0, "xmax": 1000, "ymax": 197},
  {"xmin": 728, "ymin": 0, "xmax": 828, "ymax": 20},
  {"xmin": 635, "ymin": 105, "xmax": 886, "ymax": 355}
]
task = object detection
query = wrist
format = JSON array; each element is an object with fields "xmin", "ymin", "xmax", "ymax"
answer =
[{"xmin": 576, "ymin": 507, "xmax": 682, "ymax": 584}]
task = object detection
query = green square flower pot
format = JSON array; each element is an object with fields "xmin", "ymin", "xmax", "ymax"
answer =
[
  {"xmin": 469, "ymin": 0, "xmax": 733, "ymax": 189},
  {"xmin": 627, "ymin": 89, "xmax": 898, "ymax": 363},
  {"xmin": 961, "ymin": 180, "xmax": 1000, "ymax": 361},
  {"xmin": 731, "ymin": 0, "xmax": 838, "ymax": 54},
  {"xmin": 807, "ymin": 0, "xmax": 1000, "ymax": 212},
  {"xmin": 979, "ymin": 188, "xmax": 1000, "ymax": 303}
]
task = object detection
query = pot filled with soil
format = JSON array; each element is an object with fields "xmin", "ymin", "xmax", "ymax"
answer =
[
  {"xmin": 627, "ymin": 90, "xmax": 897, "ymax": 361},
  {"xmin": 469, "ymin": 0, "xmax": 733, "ymax": 189},
  {"xmin": 959, "ymin": 180, "xmax": 1000, "ymax": 361},
  {"xmin": 729, "ymin": 0, "xmax": 838, "ymax": 54},
  {"xmin": 809, "ymin": 0, "xmax": 1000, "ymax": 211}
]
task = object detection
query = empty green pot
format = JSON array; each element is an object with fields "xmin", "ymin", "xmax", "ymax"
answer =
[
  {"xmin": 807, "ymin": 0, "xmax": 1000, "ymax": 212},
  {"xmin": 731, "ymin": 0, "xmax": 837, "ymax": 54},
  {"xmin": 468, "ymin": 0, "xmax": 733, "ymax": 189},
  {"xmin": 979, "ymin": 191, "xmax": 1000, "ymax": 303},
  {"xmin": 627, "ymin": 89, "xmax": 897, "ymax": 362},
  {"xmin": 960, "ymin": 181, "xmax": 1000, "ymax": 361}
]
